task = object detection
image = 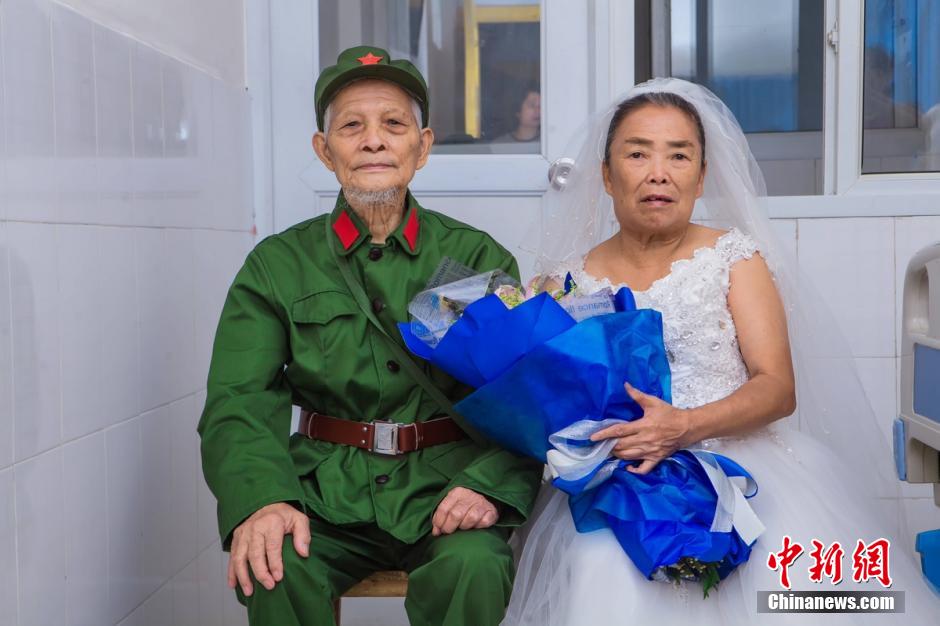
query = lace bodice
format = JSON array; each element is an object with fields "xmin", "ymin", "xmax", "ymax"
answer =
[{"xmin": 560, "ymin": 228, "xmax": 759, "ymax": 410}]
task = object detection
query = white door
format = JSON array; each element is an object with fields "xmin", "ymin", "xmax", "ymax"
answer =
[{"xmin": 259, "ymin": 0, "xmax": 632, "ymax": 278}]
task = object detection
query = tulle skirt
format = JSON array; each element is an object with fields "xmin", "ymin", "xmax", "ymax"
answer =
[{"xmin": 502, "ymin": 429, "xmax": 939, "ymax": 626}]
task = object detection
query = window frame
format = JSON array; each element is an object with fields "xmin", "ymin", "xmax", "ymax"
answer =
[
  {"xmin": 831, "ymin": 0, "xmax": 940, "ymax": 199},
  {"xmin": 627, "ymin": 0, "xmax": 940, "ymax": 217}
]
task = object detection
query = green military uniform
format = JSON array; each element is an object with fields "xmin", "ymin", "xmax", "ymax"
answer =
[{"xmin": 199, "ymin": 191, "xmax": 543, "ymax": 625}]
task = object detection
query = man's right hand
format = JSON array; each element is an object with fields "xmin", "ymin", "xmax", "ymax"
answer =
[{"xmin": 227, "ymin": 502, "xmax": 311, "ymax": 596}]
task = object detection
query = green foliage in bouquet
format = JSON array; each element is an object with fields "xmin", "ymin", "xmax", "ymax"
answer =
[{"xmin": 660, "ymin": 557, "xmax": 723, "ymax": 598}]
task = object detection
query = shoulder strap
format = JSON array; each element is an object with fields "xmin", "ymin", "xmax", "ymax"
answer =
[{"xmin": 325, "ymin": 218, "xmax": 485, "ymax": 445}]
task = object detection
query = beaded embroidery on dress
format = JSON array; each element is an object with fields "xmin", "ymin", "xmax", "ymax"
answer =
[{"xmin": 501, "ymin": 228, "xmax": 937, "ymax": 626}]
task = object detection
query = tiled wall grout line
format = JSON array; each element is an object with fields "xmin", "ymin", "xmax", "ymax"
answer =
[{"xmin": 0, "ymin": 388, "xmax": 208, "ymax": 472}]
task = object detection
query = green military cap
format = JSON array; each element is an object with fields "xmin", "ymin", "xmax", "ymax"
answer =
[{"xmin": 315, "ymin": 45, "xmax": 430, "ymax": 131}]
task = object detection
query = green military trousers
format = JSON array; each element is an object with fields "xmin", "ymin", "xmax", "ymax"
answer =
[{"xmin": 236, "ymin": 515, "xmax": 515, "ymax": 626}]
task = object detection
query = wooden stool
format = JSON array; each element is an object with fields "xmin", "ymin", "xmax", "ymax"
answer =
[{"xmin": 333, "ymin": 570, "xmax": 409, "ymax": 624}]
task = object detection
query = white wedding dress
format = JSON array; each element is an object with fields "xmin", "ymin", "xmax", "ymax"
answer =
[{"xmin": 502, "ymin": 228, "xmax": 937, "ymax": 625}]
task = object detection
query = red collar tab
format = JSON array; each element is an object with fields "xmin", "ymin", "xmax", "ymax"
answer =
[
  {"xmin": 332, "ymin": 210, "xmax": 361, "ymax": 250},
  {"xmin": 357, "ymin": 52, "xmax": 384, "ymax": 65},
  {"xmin": 402, "ymin": 207, "xmax": 419, "ymax": 252}
]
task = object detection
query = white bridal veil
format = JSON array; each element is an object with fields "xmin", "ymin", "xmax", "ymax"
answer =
[{"xmin": 531, "ymin": 77, "xmax": 906, "ymax": 542}]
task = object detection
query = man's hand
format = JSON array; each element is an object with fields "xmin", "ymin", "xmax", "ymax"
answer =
[
  {"xmin": 431, "ymin": 486, "xmax": 499, "ymax": 536},
  {"xmin": 227, "ymin": 502, "xmax": 311, "ymax": 596}
]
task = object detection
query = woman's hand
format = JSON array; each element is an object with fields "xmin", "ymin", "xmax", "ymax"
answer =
[{"xmin": 589, "ymin": 383, "xmax": 692, "ymax": 474}]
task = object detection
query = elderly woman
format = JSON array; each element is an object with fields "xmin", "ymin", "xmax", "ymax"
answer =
[
  {"xmin": 198, "ymin": 46, "xmax": 541, "ymax": 626},
  {"xmin": 502, "ymin": 80, "xmax": 936, "ymax": 625}
]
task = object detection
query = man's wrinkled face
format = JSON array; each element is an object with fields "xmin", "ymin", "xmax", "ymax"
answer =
[{"xmin": 313, "ymin": 79, "xmax": 433, "ymax": 199}]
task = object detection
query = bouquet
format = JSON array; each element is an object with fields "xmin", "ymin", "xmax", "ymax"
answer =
[{"xmin": 398, "ymin": 260, "xmax": 765, "ymax": 596}]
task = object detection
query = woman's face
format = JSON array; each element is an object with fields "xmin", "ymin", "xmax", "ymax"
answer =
[
  {"xmin": 517, "ymin": 92, "xmax": 541, "ymax": 129},
  {"xmin": 603, "ymin": 104, "xmax": 706, "ymax": 236}
]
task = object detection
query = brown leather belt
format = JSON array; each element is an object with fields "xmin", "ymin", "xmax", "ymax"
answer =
[{"xmin": 299, "ymin": 410, "xmax": 467, "ymax": 455}]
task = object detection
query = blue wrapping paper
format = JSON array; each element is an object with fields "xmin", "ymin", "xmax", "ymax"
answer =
[
  {"xmin": 399, "ymin": 289, "xmax": 671, "ymax": 460},
  {"xmin": 400, "ymin": 292, "xmax": 577, "ymax": 389},
  {"xmin": 556, "ymin": 452, "xmax": 754, "ymax": 578},
  {"xmin": 398, "ymin": 286, "xmax": 759, "ymax": 582},
  {"xmin": 453, "ymin": 309, "xmax": 671, "ymax": 461}
]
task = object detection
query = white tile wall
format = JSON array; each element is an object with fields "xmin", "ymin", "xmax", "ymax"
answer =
[
  {"xmin": 106, "ymin": 418, "xmax": 146, "ymax": 624},
  {"xmin": 769, "ymin": 218, "xmax": 797, "ymax": 262},
  {"xmin": 63, "ymin": 433, "xmax": 109, "ymax": 626},
  {"xmin": 798, "ymin": 218, "xmax": 896, "ymax": 358},
  {"xmin": 138, "ymin": 585, "xmax": 173, "ymax": 626},
  {"xmin": 98, "ymin": 227, "xmax": 141, "ymax": 425},
  {"xmin": 0, "ymin": 469, "xmax": 18, "ymax": 626},
  {"xmin": 208, "ymin": 81, "xmax": 253, "ymax": 233},
  {"xmin": 115, "ymin": 543, "xmax": 243, "ymax": 626},
  {"xmin": 94, "ymin": 24, "xmax": 135, "ymax": 226},
  {"xmin": 196, "ymin": 544, "xmax": 224, "ymax": 626},
  {"xmin": 0, "ymin": 223, "xmax": 13, "ymax": 469},
  {"xmin": 0, "ymin": 3, "xmax": 6, "ymax": 223},
  {"xmin": 52, "ymin": 3, "xmax": 98, "ymax": 224},
  {"xmin": 168, "ymin": 397, "xmax": 200, "ymax": 577},
  {"xmin": 14, "ymin": 449, "xmax": 66, "ymax": 626},
  {"xmin": 2, "ymin": 0, "xmax": 56, "ymax": 224},
  {"xmin": 171, "ymin": 559, "xmax": 200, "ymax": 626},
  {"xmin": 137, "ymin": 228, "xmax": 200, "ymax": 411},
  {"xmin": 854, "ymin": 357, "xmax": 897, "ymax": 449},
  {"xmin": 9, "ymin": 222, "xmax": 62, "ymax": 461},
  {"xmin": 140, "ymin": 405, "xmax": 175, "ymax": 594},
  {"xmin": 195, "ymin": 391, "xmax": 218, "ymax": 552},
  {"xmin": 193, "ymin": 229, "xmax": 255, "ymax": 380},
  {"xmin": 131, "ymin": 42, "xmax": 165, "ymax": 161},
  {"xmin": 58, "ymin": 225, "xmax": 106, "ymax": 441},
  {"xmin": 0, "ymin": 2, "xmax": 253, "ymax": 625},
  {"xmin": 135, "ymin": 228, "xmax": 172, "ymax": 411},
  {"xmin": 164, "ymin": 229, "xmax": 199, "ymax": 400}
]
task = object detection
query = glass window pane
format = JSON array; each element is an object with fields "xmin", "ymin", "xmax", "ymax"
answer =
[
  {"xmin": 317, "ymin": 0, "xmax": 541, "ymax": 155},
  {"xmin": 862, "ymin": 0, "xmax": 940, "ymax": 174},
  {"xmin": 639, "ymin": 0, "xmax": 825, "ymax": 196}
]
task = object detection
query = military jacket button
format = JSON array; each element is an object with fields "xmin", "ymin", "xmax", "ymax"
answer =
[
  {"xmin": 371, "ymin": 297, "xmax": 385, "ymax": 314},
  {"xmin": 374, "ymin": 474, "xmax": 390, "ymax": 485},
  {"xmin": 386, "ymin": 360, "xmax": 400, "ymax": 373},
  {"xmin": 368, "ymin": 247, "xmax": 383, "ymax": 261}
]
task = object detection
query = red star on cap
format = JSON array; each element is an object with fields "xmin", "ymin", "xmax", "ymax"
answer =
[{"xmin": 357, "ymin": 52, "xmax": 384, "ymax": 65}]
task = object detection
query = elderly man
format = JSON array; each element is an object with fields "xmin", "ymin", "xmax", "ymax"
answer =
[{"xmin": 198, "ymin": 46, "xmax": 542, "ymax": 626}]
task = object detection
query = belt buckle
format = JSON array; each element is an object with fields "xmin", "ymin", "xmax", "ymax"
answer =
[{"xmin": 371, "ymin": 420, "xmax": 399, "ymax": 455}]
